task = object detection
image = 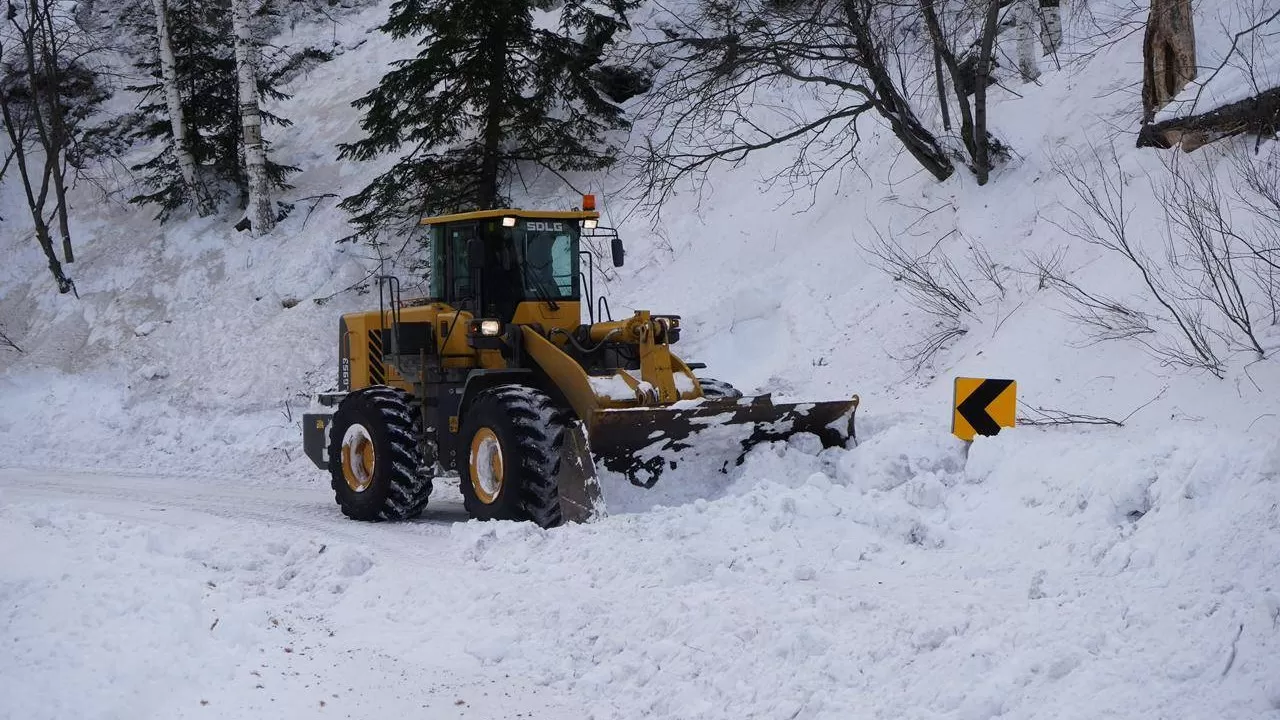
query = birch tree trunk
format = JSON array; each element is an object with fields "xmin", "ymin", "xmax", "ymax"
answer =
[
  {"xmin": 1039, "ymin": 0, "xmax": 1062, "ymax": 54},
  {"xmin": 153, "ymin": 0, "xmax": 212, "ymax": 216},
  {"xmin": 232, "ymin": 0, "xmax": 274, "ymax": 235},
  {"xmin": 1017, "ymin": 0, "xmax": 1040, "ymax": 81}
]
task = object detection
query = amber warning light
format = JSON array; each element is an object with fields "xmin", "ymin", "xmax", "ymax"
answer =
[{"xmin": 582, "ymin": 194, "xmax": 596, "ymax": 211}]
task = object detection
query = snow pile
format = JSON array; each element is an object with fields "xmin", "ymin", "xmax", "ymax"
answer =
[
  {"xmin": 449, "ymin": 424, "xmax": 1280, "ymax": 719},
  {"xmin": 0, "ymin": 503, "xmax": 370, "ymax": 717}
]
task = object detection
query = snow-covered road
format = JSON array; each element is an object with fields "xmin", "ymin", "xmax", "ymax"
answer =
[
  {"xmin": 4, "ymin": 424, "xmax": 1279, "ymax": 720},
  {"xmin": 0, "ymin": 468, "xmax": 589, "ymax": 719}
]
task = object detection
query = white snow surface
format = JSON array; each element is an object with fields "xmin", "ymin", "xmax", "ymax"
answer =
[
  {"xmin": 4, "ymin": 426, "xmax": 1280, "ymax": 719},
  {"xmin": 2, "ymin": 0, "xmax": 1280, "ymax": 718}
]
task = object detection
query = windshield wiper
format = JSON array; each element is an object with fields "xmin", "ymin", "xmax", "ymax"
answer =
[{"xmin": 528, "ymin": 276, "xmax": 561, "ymax": 311}]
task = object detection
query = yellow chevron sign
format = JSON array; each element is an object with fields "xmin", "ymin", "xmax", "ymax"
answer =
[{"xmin": 952, "ymin": 378, "xmax": 1016, "ymax": 441}]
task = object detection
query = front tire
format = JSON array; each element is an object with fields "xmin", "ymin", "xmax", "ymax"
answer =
[
  {"xmin": 459, "ymin": 385, "xmax": 567, "ymax": 529},
  {"xmin": 328, "ymin": 386, "xmax": 433, "ymax": 521}
]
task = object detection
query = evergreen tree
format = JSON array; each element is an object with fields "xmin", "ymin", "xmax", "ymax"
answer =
[
  {"xmin": 125, "ymin": 0, "xmax": 318, "ymax": 221},
  {"xmin": 337, "ymin": 0, "xmax": 633, "ymax": 240}
]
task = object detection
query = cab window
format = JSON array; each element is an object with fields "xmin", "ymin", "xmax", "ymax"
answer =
[{"xmin": 518, "ymin": 221, "xmax": 578, "ymax": 301}]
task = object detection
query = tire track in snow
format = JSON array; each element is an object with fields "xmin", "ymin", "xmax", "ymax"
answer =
[{"xmin": 0, "ymin": 466, "xmax": 593, "ymax": 720}]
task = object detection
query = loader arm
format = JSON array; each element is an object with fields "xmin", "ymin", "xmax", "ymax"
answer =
[
  {"xmin": 520, "ymin": 313, "xmax": 703, "ymax": 420},
  {"xmin": 519, "ymin": 312, "xmax": 860, "ymax": 517}
]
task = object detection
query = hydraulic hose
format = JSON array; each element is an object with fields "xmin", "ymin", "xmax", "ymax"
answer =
[{"xmin": 550, "ymin": 327, "xmax": 622, "ymax": 355}]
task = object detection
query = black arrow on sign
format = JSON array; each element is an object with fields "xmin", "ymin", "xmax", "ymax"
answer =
[{"xmin": 957, "ymin": 379, "xmax": 1014, "ymax": 437}]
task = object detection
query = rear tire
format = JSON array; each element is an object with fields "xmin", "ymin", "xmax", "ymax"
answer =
[
  {"xmin": 697, "ymin": 377, "xmax": 743, "ymax": 400},
  {"xmin": 328, "ymin": 386, "xmax": 433, "ymax": 521},
  {"xmin": 459, "ymin": 385, "xmax": 567, "ymax": 529}
]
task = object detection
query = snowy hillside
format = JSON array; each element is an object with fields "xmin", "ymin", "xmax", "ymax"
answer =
[
  {"xmin": 2, "ymin": 0, "xmax": 1279, "ymax": 718},
  {"xmin": 2, "ymin": 1, "xmax": 1279, "ymax": 471}
]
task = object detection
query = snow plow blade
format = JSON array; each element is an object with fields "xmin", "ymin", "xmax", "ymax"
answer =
[
  {"xmin": 555, "ymin": 422, "xmax": 606, "ymax": 524},
  {"xmin": 553, "ymin": 395, "xmax": 860, "ymax": 522}
]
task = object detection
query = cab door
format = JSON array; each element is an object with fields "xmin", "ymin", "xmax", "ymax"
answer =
[{"xmin": 442, "ymin": 221, "xmax": 479, "ymax": 312}]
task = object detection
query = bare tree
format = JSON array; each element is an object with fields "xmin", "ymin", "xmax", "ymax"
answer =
[
  {"xmin": 918, "ymin": 0, "xmax": 1007, "ymax": 185},
  {"xmin": 231, "ymin": 0, "xmax": 274, "ymax": 235},
  {"xmin": 843, "ymin": 0, "xmax": 959, "ymax": 180},
  {"xmin": 0, "ymin": 0, "xmax": 88, "ymax": 294},
  {"xmin": 0, "ymin": 0, "xmax": 113, "ymax": 293},
  {"xmin": 1, "ymin": 141, "xmax": 12, "ymax": 195},
  {"xmin": 630, "ymin": 0, "xmax": 1029, "ymax": 213},
  {"xmin": 151, "ymin": 0, "xmax": 213, "ymax": 216},
  {"xmin": 628, "ymin": 0, "xmax": 954, "ymax": 214},
  {"xmin": 1039, "ymin": 0, "xmax": 1062, "ymax": 53}
]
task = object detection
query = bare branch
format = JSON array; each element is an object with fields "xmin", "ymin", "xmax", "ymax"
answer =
[
  {"xmin": 968, "ymin": 240, "xmax": 1008, "ymax": 299},
  {"xmin": 1017, "ymin": 404, "xmax": 1123, "ymax": 427},
  {"xmin": 1159, "ymin": 152, "xmax": 1266, "ymax": 357},
  {"xmin": 888, "ymin": 322, "xmax": 968, "ymax": 376},
  {"xmin": 863, "ymin": 222, "xmax": 1015, "ymax": 376},
  {"xmin": 1051, "ymin": 147, "xmax": 1225, "ymax": 375},
  {"xmin": 1017, "ymin": 386, "xmax": 1166, "ymax": 428},
  {"xmin": 861, "ymin": 228, "xmax": 979, "ymax": 320},
  {"xmin": 0, "ymin": 324, "xmax": 22, "ymax": 353},
  {"xmin": 1030, "ymin": 253, "xmax": 1158, "ymax": 343}
]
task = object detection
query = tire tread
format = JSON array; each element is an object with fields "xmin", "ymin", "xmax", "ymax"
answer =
[{"xmin": 328, "ymin": 386, "xmax": 433, "ymax": 521}]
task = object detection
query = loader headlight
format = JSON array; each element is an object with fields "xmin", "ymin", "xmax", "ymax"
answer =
[
  {"xmin": 583, "ymin": 218, "xmax": 598, "ymax": 229},
  {"xmin": 470, "ymin": 319, "xmax": 504, "ymax": 337},
  {"xmin": 502, "ymin": 216, "xmax": 518, "ymax": 227}
]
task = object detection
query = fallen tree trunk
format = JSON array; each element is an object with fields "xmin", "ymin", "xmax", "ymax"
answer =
[{"xmin": 1137, "ymin": 85, "xmax": 1280, "ymax": 152}]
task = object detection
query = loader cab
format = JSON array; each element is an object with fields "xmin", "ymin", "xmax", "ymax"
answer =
[{"xmin": 424, "ymin": 211, "xmax": 589, "ymax": 322}]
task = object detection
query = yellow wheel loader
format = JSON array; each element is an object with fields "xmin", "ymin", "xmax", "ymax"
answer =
[{"xmin": 302, "ymin": 197, "xmax": 859, "ymax": 527}]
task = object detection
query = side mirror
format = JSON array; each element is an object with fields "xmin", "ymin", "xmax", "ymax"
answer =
[
  {"xmin": 611, "ymin": 236, "xmax": 625, "ymax": 268},
  {"xmin": 467, "ymin": 237, "xmax": 485, "ymax": 270}
]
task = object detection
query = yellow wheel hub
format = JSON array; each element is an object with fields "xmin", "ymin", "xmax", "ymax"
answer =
[
  {"xmin": 469, "ymin": 427, "xmax": 504, "ymax": 504},
  {"xmin": 341, "ymin": 423, "xmax": 376, "ymax": 493}
]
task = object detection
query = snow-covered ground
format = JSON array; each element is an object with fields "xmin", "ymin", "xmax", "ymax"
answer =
[
  {"xmin": 3, "ymin": 0, "xmax": 1280, "ymax": 718},
  {"xmin": 5, "ymin": 424, "xmax": 1279, "ymax": 719}
]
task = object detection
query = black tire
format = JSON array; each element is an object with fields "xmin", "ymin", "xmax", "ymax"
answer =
[
  {"xmin": 697, "ymin": 377, "xmax": 743, "ymax": 400},
  {"xmin": 328, "ymin": 386, "xmax": 433, "ymax": 521},
  {"xmin": 458, "ymin": 384, "xmax": 566, "ymax": 529}
]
